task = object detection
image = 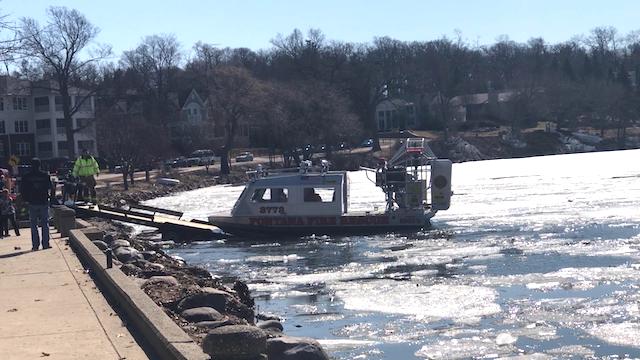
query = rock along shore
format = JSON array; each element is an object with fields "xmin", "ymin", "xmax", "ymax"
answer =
[
  {"xmin": 87, "ymin": 218, "xmax": 331, "ymax": 360},
  {"xmin": 88, "ymin": 162, "xmax": 331, "ymax": 359}
]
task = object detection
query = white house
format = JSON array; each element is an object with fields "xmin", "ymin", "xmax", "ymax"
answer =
[{"xmin": 375, "ymin": 99, "xmax": 417, "ymax": 132}]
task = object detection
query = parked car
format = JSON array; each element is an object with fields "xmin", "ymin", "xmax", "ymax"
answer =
[
  {"xmin": 235, "ymin": 152, "xmax": 254, "ymax": 162},
  {"xmin": 43, "ymin": 157, "xmax": 71, "ymax": 174},
  {"xmin": 186, "ymin": 157, "xmax": 200, "ymax": 167},
  {"xmin": 56, "ymin": 161, "xmax": 77, "ymax": 180},
  {"xmin": 189, "ymin": 149, "xmax": 216, "ymax": 166},
  {"xmin": 359, "ymin": 138, "xmax": 374, "ymax": 147},
  {"xmin": 163, "ymin": 159, "xmax": 175, "ymax": 168},
  {"xmin": 170, "ymin": 157, "xmax": 188, "ymax": 168}
]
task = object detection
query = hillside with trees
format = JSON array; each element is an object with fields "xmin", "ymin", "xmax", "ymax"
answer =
[{"xmin": 2, "ymin": 7, "xmax": 640, "ymax": 172}]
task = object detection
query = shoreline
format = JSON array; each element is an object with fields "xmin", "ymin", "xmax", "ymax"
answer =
[
  {"xmin": 96, "ymin": 168, "xmax": 248, "ymax": 207},
  {"xmin": 88, "ymin": 161, "xmax": 334, "ymax": 358},
  {"xmin": 85, "ymin": 217, "xmax": 330, "ymax": 359}
]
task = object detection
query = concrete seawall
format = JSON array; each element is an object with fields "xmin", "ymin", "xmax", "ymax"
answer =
[{"xmin": 67, "ymin": 221, "xmax": 209, "ymax": 360}]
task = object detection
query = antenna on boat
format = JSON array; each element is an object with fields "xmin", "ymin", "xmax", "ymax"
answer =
[
  {"xmin": 321, "ymin": 159, "xmax": 330, "ymax": 174},
  {"xmin": 247, "ymin": 164, "xmax": 266, "ymax": 180},
  {"xmin": 299, "ymin": 160, "xmax": 312, "ymax": 174}
]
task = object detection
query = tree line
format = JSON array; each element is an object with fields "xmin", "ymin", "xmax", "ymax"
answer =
[{"xmin": 2, "ymin": 7, "xmax": 639, "ymax": 174}]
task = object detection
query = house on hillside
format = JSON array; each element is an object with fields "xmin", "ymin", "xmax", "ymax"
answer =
[
  {"xmin": 0, "ymin": 76, "xmax": 97, "ymax": 167},
  {"xmin": 167, "ymin": 89, "xmax": 210, "ymax": 151},
  {"xmin": 374, "ymin": 88, "xmax": 517, "ymax": 133},
  {"xmin": 375, "ymin": 98, "xmax": 417, "ymax": 132},
  {"xmin": 448, "ymin": 90, "xmax": 516, "ymax": 126},
  {"xmin": 167, "ymin": 89, "xmax": 252, "ymax": 152}
]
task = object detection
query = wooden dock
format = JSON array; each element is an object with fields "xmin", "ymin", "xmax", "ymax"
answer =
[{"xmin": 73, "ymin": 203, "xmax": 227, "ymax": 242}]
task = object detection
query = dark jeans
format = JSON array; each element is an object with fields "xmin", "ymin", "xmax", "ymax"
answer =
[
  {"xmin": 0, "ymin": 213, "xmax": 19, "ymax": 236},
  {"xmin": 0, "ymin": 214, "xmax": 7, "ymax": 236},
  {"xmin": 79, "ymin": 176, "xmax": 97, "ymax": 202},
  {"xmin": 29, "ymin": 205, "xmax": 50, "ymax": 249}
]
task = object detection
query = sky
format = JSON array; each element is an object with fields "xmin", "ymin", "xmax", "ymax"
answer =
[{"xmin": 2, "ymin": 0, "xmax": 639, "ymax": 62}]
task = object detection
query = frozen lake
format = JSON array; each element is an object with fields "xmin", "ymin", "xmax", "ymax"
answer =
[{"xmin": 144, "ymin": 149, "xmax": 640, "ymax": 359}]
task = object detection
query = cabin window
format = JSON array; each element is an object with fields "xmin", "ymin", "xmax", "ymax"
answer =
[
  {"xmin": 251, "ymin": 188, "xmax": 288, "ymax": 203},
  {"xmin": 303, "ymin": 187, "xmax": 335, "ymax": 203}
]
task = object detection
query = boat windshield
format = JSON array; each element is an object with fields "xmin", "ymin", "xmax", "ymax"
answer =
[
  {"xmin": 303, "ymin": 187, "xmax": 335, "ymax": 202},
  {"xmin": 251, "ymin": 188, "xmax": 288, "ymax": 203}
]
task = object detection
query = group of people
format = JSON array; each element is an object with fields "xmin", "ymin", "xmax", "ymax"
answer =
[{"xmin": 2, "ymin": 149, "xmax": 100, "ymax": 251}]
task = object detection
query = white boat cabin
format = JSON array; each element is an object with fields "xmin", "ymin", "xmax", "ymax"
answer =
[{"xmin": 231, "ymin": 171, "xmax": 348, "ymax": 217}]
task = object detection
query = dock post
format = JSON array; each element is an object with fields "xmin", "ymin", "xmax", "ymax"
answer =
[
  {"xmin": 105, "ymin": 249, "xmax": 113, "ymax": 269},
  {"xmin": 57, "ymin": 206, "xmax": 77, "ymax": 237}
]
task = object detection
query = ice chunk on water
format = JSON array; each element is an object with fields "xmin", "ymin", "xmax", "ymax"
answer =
[
  {"xmin": 415, "ymin": 337, "xmax": 517, "ymax": 359},
  {"xmin": 495, "ymin": 332, "xmax": 518, "ymax": 345},
  {"xmin": 546, "ymin": 345, "xmax": 594, "ymax": 358},
  {"xmin": 246, "ymin": 254, "xmax": 304, "ymax": 263},
  {"xmin": 336, "ymin": 282, "xmax": 500, "ymax": 322},
  {"xmin": 526, "ymin": 281, "xmax": 561, "ymax": 291},
  {"xmin": 587, "ymin": 322, "xmax": 640, "ymax": 347},
  {"xmin": 318, "ymin": 339, "xmax": 379, "ymax": 351},
  {"xmin": 498, "ymin": 354, "xmax": 551, "ymax": 359}
]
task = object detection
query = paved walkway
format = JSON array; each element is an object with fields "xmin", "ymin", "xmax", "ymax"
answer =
[{"xmin": 0, "ymin": 227, "xmax": 151, "ymax": 360}]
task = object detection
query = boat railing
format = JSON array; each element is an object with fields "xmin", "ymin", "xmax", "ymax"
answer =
[{"xmin": 248, "ymin": 160, "xmax": 333, "ymax": 179}]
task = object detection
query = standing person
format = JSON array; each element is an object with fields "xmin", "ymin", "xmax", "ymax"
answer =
[
  {"xmin": 72, "ymin": 149, "xmax": 100, "ymax": 203},
  {"xmin": 20, "ymin": 158, "xmax": 53, "ymax": 251},
  {"xmin": 0, "ymin": 189, "xmax": 19, "ymax": 237},
  {"xmin": 0, "ymin": 189, "xmax": 8, "ymax": 238}
]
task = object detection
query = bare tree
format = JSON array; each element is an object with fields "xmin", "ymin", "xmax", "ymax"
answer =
[
  {"xmin": 121, "ymin": 34, "xmax": 182, "ymax": 96},
  {"xmin": 97, "ymin": 102, "xmax": 170, "ymax": 190},
  {"xmin": 207, "ymin": 66, "xmax": 265, "ymax": 174},
  {"xmin": 18, "ymin": 6, "xmax": 111, "ymax": 157},
  {"xmin": 586, "ymin": 26, "xmax": 620, "ymax": 55},
  {"xmin": 189, "ymin": 42, "xmax": 226, "ymax": 72},
  {"xmin": 256, "ymin": 80, "xmax": 361, "ymax": 163},
  {"xmin": 0, "ymin": 12, "xmax": 20, "ymax": 73},
  {"xmin": 121, "ymin": 34, "xmax": 182, "ymax": 126}
]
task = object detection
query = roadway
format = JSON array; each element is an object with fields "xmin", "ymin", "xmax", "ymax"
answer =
[{"xmin": 93, "ymin": 146, "xmax": 384, "ymax": 188}]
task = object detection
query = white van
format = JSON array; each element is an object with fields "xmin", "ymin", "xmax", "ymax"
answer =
[{"xmin": 190, "ymin": 149, "xmax": 216, "ymax": 166}]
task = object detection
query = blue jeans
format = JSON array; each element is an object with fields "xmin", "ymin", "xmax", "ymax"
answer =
[{"xmin": 29, "ymin": 205, "xmax": 50, "ymax": 249}]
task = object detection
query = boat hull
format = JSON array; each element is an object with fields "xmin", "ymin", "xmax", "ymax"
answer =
[{"xmin": 209, "ymin": 212, "xmax": 434, "ymax": 237}]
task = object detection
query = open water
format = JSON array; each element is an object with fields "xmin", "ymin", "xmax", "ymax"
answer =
[{"xmin": 144, "ymin": 149, "xmax": 640, "ymax": 359}]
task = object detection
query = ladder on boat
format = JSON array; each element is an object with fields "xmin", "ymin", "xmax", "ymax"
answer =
[{"xmin": 72, "ymin": 203, "xmax": 226, "ymax": 242}]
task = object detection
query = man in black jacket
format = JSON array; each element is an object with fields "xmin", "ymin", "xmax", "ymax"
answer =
[{"xmin": 20, "ymin": 158, "xmax": 54, "ymax": 251}]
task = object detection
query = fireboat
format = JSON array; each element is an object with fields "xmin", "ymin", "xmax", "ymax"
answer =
[{"xmin": 209, "ymin": 138, "xmax": 452, "ymax": 236}]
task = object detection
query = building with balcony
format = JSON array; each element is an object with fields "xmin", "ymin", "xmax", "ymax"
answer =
[{"xmin": 0, "ymin": 76, "xmax": 97, "ymax": 167}]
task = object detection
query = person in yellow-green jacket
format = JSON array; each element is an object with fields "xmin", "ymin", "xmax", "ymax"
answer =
[{"xmin": 72, "ymin": 149, "xmax": 100, "ymax": 203}]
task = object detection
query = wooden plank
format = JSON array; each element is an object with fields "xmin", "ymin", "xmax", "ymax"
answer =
[
  {"xmin": 189, "ymin": 219, "xmax": 210, "ymax": 225},
  {"xmin": 129, "ymin": 204, "xmax": 183, "ymax": 217},
  {"xmin": 155, "ymin": 217, "xmax": 216, "ymax": 230},
  {"xmin": 72, "ymin": 204, "xmax": 226, "ymax": 240}
]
